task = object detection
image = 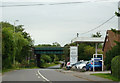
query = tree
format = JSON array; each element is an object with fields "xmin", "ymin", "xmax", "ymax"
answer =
[
  {"xmin": 111, "ymin": 28, "xmax": 120, "ymax": 34},
  {"xmin": 2, "ymin": 28, "xmax": 15, "ymax": 69},
  {"xmin": 63, "ymin": 43, "xmax": 77, "ymax": 63},
  {"xmin": 84, "ymin": 46, "xmax": 95, "ymax": 58},
  {"xmin": 64, "ymin": 43, "xmax": 95, "ymax": 61},
  {"xmin": 92, "ymin": 32, "xmax": 103, "ymax": 48},
  {"xmin": 64, "ymin": 45, "xmax": 70, "ymax": 63},
  {"xmin": 78, "ymin": 44, "xmax": 94, "ymax": 60},
  {"xmin": 104, "ymin": 8, "xmax": 120, "ymax": 70},
  {"xmin": 1, "ymin": 22, "xmax": 34, "ymax": 69},
  {"xmin": 92, "ymin": 32, "xmax": 102, "ymax": 37},
  {"xmin": 14, "ymin": 32, "xmax": 29, "ymax": 63},
  {"xmin": 49, "ymin": 55, "xmax": 55, "ymax": 62},
  {"xmin": 115, "ymin": 8, "xmax": 120, "ymax": 17},
  {"xmin": 52, "ymin": 42, "xmax": 61, "ymax": 47},
  {"xmin": 41, "ymin": 55, "xmax": 52, "ymax": 63}
]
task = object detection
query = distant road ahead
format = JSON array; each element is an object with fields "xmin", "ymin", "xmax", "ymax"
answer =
[{"xmin": 46, "ymin": 64, "xmax": 61, "ymax": 69}]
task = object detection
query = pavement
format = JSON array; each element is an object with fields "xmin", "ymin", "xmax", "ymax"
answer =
[{"xmin": 56, "ymin": 69, "xmax": 112, "ymax": 81}]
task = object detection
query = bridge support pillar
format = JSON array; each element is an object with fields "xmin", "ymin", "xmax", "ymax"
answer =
[{"xmin": 36, "ymin": 54, "xmax": 41, "ymax": 67}]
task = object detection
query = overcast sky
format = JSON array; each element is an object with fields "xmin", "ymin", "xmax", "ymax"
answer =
[{"xmin": 1, "ymin": 0, "xmax": 119, "ymax": 46}]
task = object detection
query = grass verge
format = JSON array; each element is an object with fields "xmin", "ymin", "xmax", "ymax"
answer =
[
  {"xmin": 91, "ymin": 73, "xmax": 120, "ymax": 82},
  {"xmin": 2, "ymin": 63, "xmax": 60, "ymax": 74},
  {"xmin": 2, "ymin": 67, "xmax": 39, "ymax": 75}
]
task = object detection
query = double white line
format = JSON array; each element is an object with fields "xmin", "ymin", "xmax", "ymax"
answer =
[{"xmin": 37, "ymin": 70, "xmax": 50, "ymax": 81}]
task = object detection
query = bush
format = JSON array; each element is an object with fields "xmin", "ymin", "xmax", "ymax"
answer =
[
  {"xmin": 41, "ymin": 55, "xmax": 52, "ymax": 63},
  {"xmin": 111, "ymin": 55, "xmax": 120, "ymax": 79},
  {"xmin": 49, "ymin": 55, "xmax": 55, "ymax": 62},
  {"xmin": 29, "ymin": 59, "xmax": 36, "ymax": 67},
  {"xmin": 40, "ymin": 59, "xmax": 45, "ymax": 63},
  {"xmin": 54, "ymin": 61, "xmax": 59, "ymax": 64},
  {"xmin": 19, "ymin": 60, "xmax": 28, "ymax": 68},
  {"xmin": 105, "ymin": 43, "xmax": 120, "ymax": 70},
  {"xmin": 54, "ymin": 55, "xmax": 59, "ymax": 62}
]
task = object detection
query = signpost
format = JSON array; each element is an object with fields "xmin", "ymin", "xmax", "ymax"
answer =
[
  {"xmin": 71, "ymin": 37, "xmax": 104, "ymax": 72},
  {"xmin": 93, "ymin": 54, "xmax": 103, "ymax": 72},
  {"xmin": 70, "ymin": 46, "xmax": 78, "ymax": 65}
]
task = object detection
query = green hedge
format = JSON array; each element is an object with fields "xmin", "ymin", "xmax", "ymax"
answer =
[
  {"xmin": 111, "ymin": 55, "xmax": 120, "ymax": 79},
  {"xmin": 105, "ymin": 43, "xmax": 120, "ymax": 70}
]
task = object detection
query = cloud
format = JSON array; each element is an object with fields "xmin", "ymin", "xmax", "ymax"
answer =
[{"xmin": 2, "ymin": 1, "xmax": 118, "ymax": 46}]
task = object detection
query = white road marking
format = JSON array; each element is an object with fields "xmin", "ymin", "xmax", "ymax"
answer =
[{"xmin": 38, "ymin": 70, "xmax": 50, "ymax": 81}]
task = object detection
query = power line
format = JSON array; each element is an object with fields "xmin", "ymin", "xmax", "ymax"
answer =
[
  {"xmin": 0, "ymin": 4, "xmax": 45, "ymax": 7},
  {"xmin": 0, "ymin": 1, "xmax": 89, "ymax": 7},
  {"xmin": 80, "ymin": 15, "xmax": 116, "ymax": 35}
]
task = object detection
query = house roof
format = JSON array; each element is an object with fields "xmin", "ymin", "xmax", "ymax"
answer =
[{"xmin": 102, "ymin": 30, "xmax": 120, "ymax": 51}]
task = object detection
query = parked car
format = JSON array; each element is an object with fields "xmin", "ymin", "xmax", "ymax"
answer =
[
  {"xmin": 75, "ymin": 61, "xmax": 89, "ymax": 71},
  {"xmin": 86, "ymin": 60, "xmax": 102, "ymax": 71},
  {"xmin": 66, "ymin": 62, "xmax": 72, "ymax": 70},
  {"xmin": 66, "ymin": 60, "xmax": 85, "ymax": 70},
  {"xmin": 72, "ymin": 61, "xmax": 83, "ymax": 69}
]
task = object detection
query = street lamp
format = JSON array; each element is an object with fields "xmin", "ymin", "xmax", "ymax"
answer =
[{"xmin": 13, "ymin": 20, "xmax": 19, "ymax": 65}]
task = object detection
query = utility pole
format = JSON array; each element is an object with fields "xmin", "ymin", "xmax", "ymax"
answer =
[
  {"xmin": 118, "ymin": 1, "xmax": 120, "ymax": 30},
  {"xmin": 13, "ymin": 20, "xmax": 19, "ymax": 65},
  {"xmin": 77, "ymin": 33, "xmax": 79, "ymax": 37}
]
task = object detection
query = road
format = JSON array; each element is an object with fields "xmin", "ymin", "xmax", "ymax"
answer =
[
  {"xmin": 2, "ymin": 65, "xmax": 113, "ymax": 83},
  {"xmin": 46, "ymin": 64, "xmax": 60, "ymax": 69},
  {"xmin": 2, "ymin": 65, "xmax": 87, "ymax": 82},
  {"xmin": 2, "ymin": 69, "xmax": 87, "ymax": 82}
]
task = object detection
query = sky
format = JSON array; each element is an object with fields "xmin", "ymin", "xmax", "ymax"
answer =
[
  {"xmin": 1, "ymin": 0, "xmax": 119, "ymax": 2},
  {"xmin": 1, "ymin": 0, "xmax": 119, "ymax": 46}
]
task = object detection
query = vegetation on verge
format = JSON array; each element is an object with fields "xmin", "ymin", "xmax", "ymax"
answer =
[
  {"xmin": 2, "ymin": 66, "xmax": 39, "ymax": 74},
  {"xmin": 111, "ymin": 56, "xmax": 120, "ymax": 80},
  {"xmin": 104, "ymin": 42, "xmax": 120, "ymax": 70},
  {"xmin": 104, "ymin": 9, "xmax": 120, "ymax": 70},
  {"xmin": 1, "ymin": 22, "xmax": 35, "ymax": 71},
  {"xmin": 91, "ymin": 73, "xmax": 120, "ymax": 81},
  {"xmin": 104, "ymin": 9, "xmax": 120, "ymax": 80}
]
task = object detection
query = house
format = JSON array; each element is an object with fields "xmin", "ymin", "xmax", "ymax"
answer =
[{"xmin": 103, "ymin": 30, "xmax": 120, "ymax": 59}]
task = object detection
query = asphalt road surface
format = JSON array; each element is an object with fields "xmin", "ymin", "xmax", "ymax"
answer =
[
  {"xmin": 2, "ymin": 65, "xmax": 115, "ymax": 83},
  {"xmin": 2, "ymin": 69, "xmax": 88, "ymax": 81},
  {"xmin": 2, "ymin": 65, "xmax": 88, "ymax": 82}
]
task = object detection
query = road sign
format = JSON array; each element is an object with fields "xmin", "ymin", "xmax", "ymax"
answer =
[
  {"xmin": 93, "ymin": 54, "xmax": 103, "ymax": 72},
  {"xmin": 70, "ymin": 46, "xmax": 78, "ymax": 64}
]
